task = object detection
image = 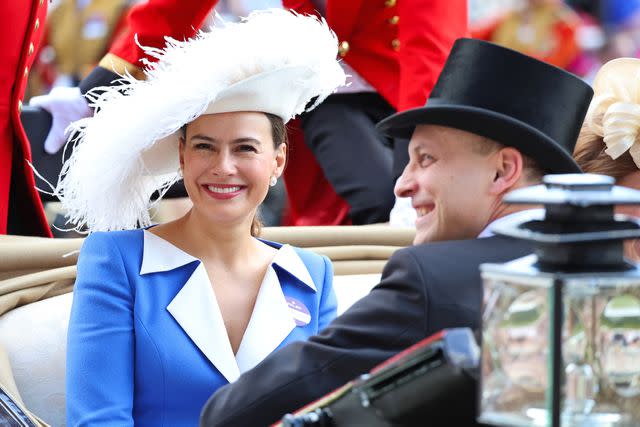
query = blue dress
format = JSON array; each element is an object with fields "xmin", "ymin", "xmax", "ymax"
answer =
[{"xmin": 66, "ymin": 229, "xmax": 337, "ymax": 426}]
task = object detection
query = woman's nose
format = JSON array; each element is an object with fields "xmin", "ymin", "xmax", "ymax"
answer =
[{"xmin": 211, "ymin": 150, "xmax": 237, "ymax": 175}]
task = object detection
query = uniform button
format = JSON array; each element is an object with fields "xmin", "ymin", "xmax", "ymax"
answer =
[
  {"xmin": 39, "ymin": 0, "xmax": 43, "ymax": 5},
  {"xmin": 18, "ymin": 100, "xmax": 23, "ymax": 113},
  {"xmin": 389, "ymin": 15, "xmax": 399, "ymax": 25},
  {"xmin": 28, "ymin": 43, "xmax": 34, "ymax": 56},
  {"xmin": 338, "ymin": 40, "xmax": 350, "ymax": 57},
  {"xmin": 35, "ymin": 18, "xmax": 40, "ymax": 31},
  {"xmin": 24, "ymin": 66, "xmax": 29, "ymax": 78},
  {"xmin": 391, "ymin": 39, "xmax": 401, "ymax": 51},
  {"xmin": 385, "ymin": 0, "xmax": 397, "ymax": 7}
]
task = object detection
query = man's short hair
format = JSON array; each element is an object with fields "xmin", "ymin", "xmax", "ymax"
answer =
[{"xmin": 470, "ymin": 135, "xmax": 545, "ymax": 183}]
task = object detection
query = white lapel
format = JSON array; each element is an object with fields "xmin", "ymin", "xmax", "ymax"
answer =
[
  {"xmin": 142, "ymin": 230, "xmax": 240, "ymax": 383},
  {"xmin": 142, "ymin": 232, "xmax": 318, "ymax": 380},
  {"xmin": 140, "ymin": 230, "xmax": 198, "ymax": 275},
  {"xmin": 235, "ymin": 266, "xmax": 296, "ymax": 373},
  {"xmin": 235, "ymin": 244, "xmax": 316, "ymax": 373},
  {"xmin": 166, "ymin": 263, "xmax": 240, "ymax": 383}
]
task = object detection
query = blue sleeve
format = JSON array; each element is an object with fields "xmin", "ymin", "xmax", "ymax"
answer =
[
  {"xmin": 317, "ymin": 255, "xmax": 337, "ymax": 331},
  {"xmin": 66, "ymin": 232, "xmax": 135, "ymax": 426}
]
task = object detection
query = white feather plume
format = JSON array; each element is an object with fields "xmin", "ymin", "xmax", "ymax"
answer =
[{"xmin": 56, "ymin": 9, "xmax": 346, "ymax": 232}]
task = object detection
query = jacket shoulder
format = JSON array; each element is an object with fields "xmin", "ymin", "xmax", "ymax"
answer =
[
  {"xmin": 81, "ymin": 228, "xmax": 144, "ymax": 254},
  {"xmin": 399, "ymin": 235, "xmax": 532, "ymax": 265}
]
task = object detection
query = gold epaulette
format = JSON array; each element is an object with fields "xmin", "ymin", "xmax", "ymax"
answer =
[{"xmin": 98, "ymin": 53, "xmax": 146, "ymax": 80}]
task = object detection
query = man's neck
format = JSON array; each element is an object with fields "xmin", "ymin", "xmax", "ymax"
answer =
[{"xmin": 486, "ymin": 203, "xmax": 540, "ymax": 226}]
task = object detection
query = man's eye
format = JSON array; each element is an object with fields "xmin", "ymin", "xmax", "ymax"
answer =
[
  {"xmin": 419, "ymin": 154, "xmax": 435, "ymax": 167},
  {"xmin": 195, "ymin": 143, "xmax": 212, "ymax": 150}
]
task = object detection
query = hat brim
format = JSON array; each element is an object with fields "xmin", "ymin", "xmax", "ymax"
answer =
[{"xmin": 376, "ymin": 103, "xmax": 582, "ymax": 174}]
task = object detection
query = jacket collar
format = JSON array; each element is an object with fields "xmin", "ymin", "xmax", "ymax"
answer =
[
  {"xmin": 140, "ymin": 231, "xmax": 316, "ymax": 291},
  {"xmin": 140, "ymin": 230, "xmax": 316, "ymax": 382}
]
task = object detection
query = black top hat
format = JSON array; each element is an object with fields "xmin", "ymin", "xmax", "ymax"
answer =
[{"xmin": 377, "ymin": 38, "xmax": 593, "ymax": 174}]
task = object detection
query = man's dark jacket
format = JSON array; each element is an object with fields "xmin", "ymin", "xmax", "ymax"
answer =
[{"xmin": 200, "ymin": 235, "xmax": 533, "ymax": 426}]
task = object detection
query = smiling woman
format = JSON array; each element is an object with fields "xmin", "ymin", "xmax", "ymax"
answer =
[
  {"xmin": 179, "ymin": 112, "xmax": 287, "ymax": 236},
  {"xmin": 57, "ymin": 9, "xmax": 345, "ymax": 427}
]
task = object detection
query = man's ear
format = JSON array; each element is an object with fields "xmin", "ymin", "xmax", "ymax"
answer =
[{"xmin": 490, "ymin": 147, "xmax": 523, "ymax": 195}]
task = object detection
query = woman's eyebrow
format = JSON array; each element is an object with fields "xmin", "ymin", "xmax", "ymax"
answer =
[
  {"xmin": 189, "ymin": 134, "xmax": 217, "ymax": 143},
  {"xmin": 231, "ymin": 137, "xmax": 262, "ymax": 145}
]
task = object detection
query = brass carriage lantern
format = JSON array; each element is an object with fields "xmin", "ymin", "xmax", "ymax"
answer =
[{"xmin": 479, "ymin": 174, "xmax": 640, "ymax": 427}]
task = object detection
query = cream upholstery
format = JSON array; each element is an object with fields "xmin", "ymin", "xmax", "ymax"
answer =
[{"xmin": 0, "ymin": 226, "xmax": 413, "ymax": 426}]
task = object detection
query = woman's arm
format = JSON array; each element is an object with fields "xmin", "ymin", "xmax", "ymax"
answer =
[
  {"xmin": 317, "ymin": 255, "xmax": 337, "ymax": 331},
  {"xmin": 66, "ymin": 232, "xmax": 135, "ymax": 426}
]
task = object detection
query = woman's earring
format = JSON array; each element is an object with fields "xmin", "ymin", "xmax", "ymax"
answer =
[{"xmin": 269, "ymin": 176, "xmax": 277, "ymax": 187}]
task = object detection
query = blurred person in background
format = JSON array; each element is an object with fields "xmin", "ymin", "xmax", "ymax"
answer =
[
  {"xmin": 283, "ymin": 0, "xmax": 468, "ymax": 226},
  {"xmin": 573, "ymin": 57, "xmax": 640, "ymax": 260},
  {"xmin": 27, "ymin": 0, "xmax": 132, "ymax": 98},
  {"xmin": 472, "ymin": 0, "xmax": 581, "ymax": 69},
  {"xmin": 0, "ymin": 1, "xmax": 51, "ymax": 237},
  {"xmin": 599, "ymin": 0, "xmax": 640, "ymax": 60}
]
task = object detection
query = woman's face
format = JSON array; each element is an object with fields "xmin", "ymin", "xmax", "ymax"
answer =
[{"xmin": 179, "ymin": 112, "xmax": 286, "ymax": 227}]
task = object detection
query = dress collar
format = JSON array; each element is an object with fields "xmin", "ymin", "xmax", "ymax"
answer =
[{"xmin": 139, "ymin": 230, "xmax": 316, "ymax": 292}]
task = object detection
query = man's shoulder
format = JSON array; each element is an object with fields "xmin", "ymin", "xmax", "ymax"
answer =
[{"xmin": 395, "ymin": 235, "xmax": 533, "ymax": 266}]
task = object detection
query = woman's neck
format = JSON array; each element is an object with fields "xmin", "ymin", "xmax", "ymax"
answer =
[{"xmin": 155, "ymin": 209, "xmax": 263, "ymax": 269}]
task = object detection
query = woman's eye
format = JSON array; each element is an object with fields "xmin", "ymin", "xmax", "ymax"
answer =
[{"xmin": 238, "ymin": 144, "xmax": 258, "ymax": 153}]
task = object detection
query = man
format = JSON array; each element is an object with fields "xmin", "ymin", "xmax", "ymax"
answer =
[{"xmin": 199, "ymin": 38, "xmax": 593, "ymax": 426}]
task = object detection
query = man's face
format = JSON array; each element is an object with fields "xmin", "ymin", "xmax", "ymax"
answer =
[{"xmin": 395, "ymin": 125, "xmax": 501, "ymax": 245}]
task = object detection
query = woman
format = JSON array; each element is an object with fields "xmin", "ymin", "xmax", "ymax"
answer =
[
  {"xmin": 62, "ymin": 10, "xmax": 345, "ymax": 426},
  {"xmin": 574, "ymin": 57, "xmax": 640, "ymax": 258}
]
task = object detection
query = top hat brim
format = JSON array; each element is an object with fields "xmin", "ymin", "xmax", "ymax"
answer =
[{"xmin": 376, "ymin": 101, "xmax": 582, "ymax": 174}]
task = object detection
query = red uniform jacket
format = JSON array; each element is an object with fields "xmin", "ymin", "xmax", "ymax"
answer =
[
  {"xmin": 1, "ymin": 0, "xmax": 50, "ymax": 236},
  {"xmin": 282, "ymin": 0, "xmax": 468, "ymax": 224}
]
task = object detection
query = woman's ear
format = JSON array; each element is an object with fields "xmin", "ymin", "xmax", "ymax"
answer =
[
  {"xmin": 273, "ymin": 143, "xmax": 287, "ymax": 178},
  {"xmin": 490, "ymin": 147, "xmax": 523, "ymax": 195}
]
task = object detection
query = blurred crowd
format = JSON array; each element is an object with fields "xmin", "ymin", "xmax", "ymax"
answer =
[
  {"xmin": 16, "ymin": 0, "xmax": 640, "ymax": 236},
  {"xmin": 27, "ymin": 0, "xmax": 640, "ymax": 101}
]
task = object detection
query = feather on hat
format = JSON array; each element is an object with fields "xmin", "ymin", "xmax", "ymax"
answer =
[{"xmin": 55, "ymin": 9, "xmax": 346, "ymax": 232}]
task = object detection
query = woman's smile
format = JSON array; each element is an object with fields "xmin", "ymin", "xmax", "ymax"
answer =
[{"xmin": 202, "ymin": 183, "xmax": 247, "ymax": 200}]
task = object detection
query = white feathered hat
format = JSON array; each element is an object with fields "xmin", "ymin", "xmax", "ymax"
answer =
[{"xmin": 56, "ymin": 9, "xmax": 346, "ymax": 232}]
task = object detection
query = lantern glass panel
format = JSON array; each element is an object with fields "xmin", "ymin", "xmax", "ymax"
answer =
[{"xmin": 480, "ymin": 269, "xmax": 640, "ymax": 427}]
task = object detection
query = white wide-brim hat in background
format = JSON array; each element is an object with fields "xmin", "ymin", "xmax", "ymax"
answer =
[{"xmin": 56, "ymin": 9, "xmax": 346, "ymax": 232}]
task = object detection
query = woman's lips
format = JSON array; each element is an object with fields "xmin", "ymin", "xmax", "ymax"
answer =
[{"xmin": 202, "ymin": 184, "xmax": 245, "ymax": 200}]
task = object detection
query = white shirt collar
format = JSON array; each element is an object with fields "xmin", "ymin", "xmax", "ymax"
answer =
[
  {"xmin": 140, "ymin": 230, "xmax": 316, "ymax": 292},
  {"xmin": 477, "ymin": 208, "xmax": 545, "ymax": 238}
]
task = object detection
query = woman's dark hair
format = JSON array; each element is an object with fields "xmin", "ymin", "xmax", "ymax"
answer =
[
  {"xmin": 180, "ymin": 113, "xmax": 288, "ymax": 237},
  {"xmin": 252, "ymin": 113, "xmax": 287, "ymax": 236}
]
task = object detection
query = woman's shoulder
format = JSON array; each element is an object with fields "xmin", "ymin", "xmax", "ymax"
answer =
[
  {"xmin": 279, "ymin": 243, "xmax": 331, "ymax": 276},
  {"xmin": 81, "ymin": 228, "xmax": 145, "ymax": 252},
  {"xmin": 288, "ymin": 245, "xmax": 327, "ymax": 263}
]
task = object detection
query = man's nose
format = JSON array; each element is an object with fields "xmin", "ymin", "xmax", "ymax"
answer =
[{"xmin": 394, "ymin": 167, "xmax": 416, "ymax": 198}]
